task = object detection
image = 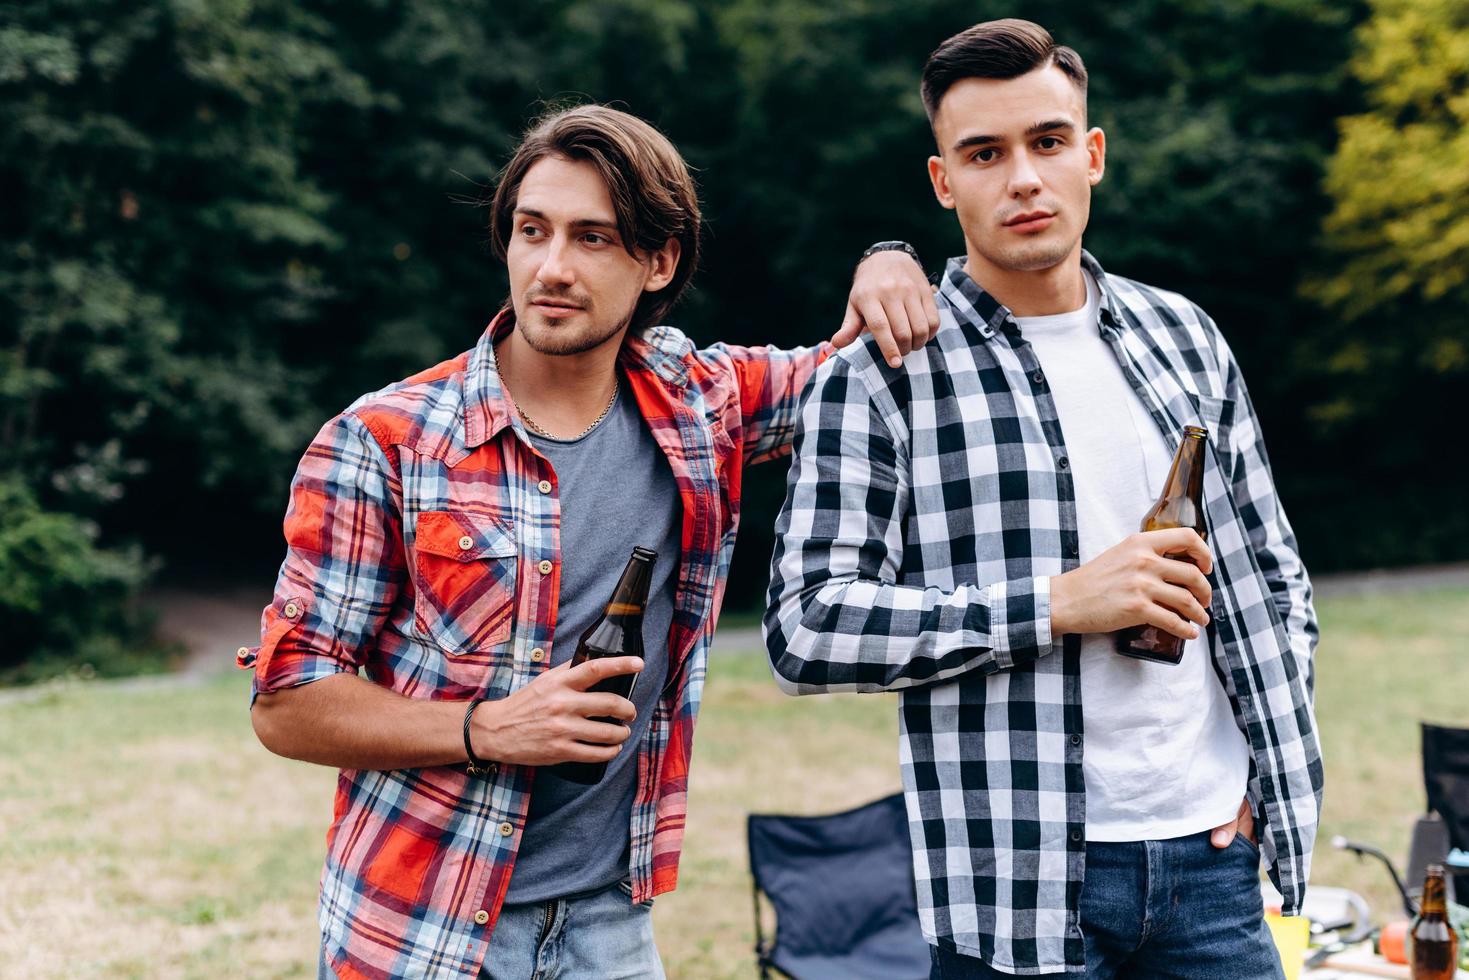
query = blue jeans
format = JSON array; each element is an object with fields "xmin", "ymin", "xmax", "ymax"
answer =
[
  {"xmin": 318, "ymin": 881, "xmax": 664, "ymax": 979},
  {"xmin": 929, "ymin": 831, "xmax": 1286, "ymax": 979}
]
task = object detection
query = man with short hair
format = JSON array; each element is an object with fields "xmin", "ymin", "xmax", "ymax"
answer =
[
  {"xmin": 241, "ymin": 103, "xmax": 936, "ymax": 978},
  {"xmin": 766, "ymin": 20, "xmax": 1321, "ymax": 978}
]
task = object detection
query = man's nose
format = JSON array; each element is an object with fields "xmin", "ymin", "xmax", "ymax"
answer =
[
  {"xmin": 536, "ymin": 237, "xmax": 576, "ymax": 287},
  {"xmin": 1009, "ymin": 152, "xmax": 1043, "ymax": 198}
]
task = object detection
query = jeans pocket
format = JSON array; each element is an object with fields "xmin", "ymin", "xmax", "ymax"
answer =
[
  {"xmin": 618, "ymin": 878, "xmax": 654, "ymax": 909},
  {"xmin": 1230, "ymin": 831, "xmax": 1261, "ymax": 858}
]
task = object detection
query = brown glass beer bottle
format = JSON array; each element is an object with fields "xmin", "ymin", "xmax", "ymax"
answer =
[
  {"xmin": 1115, "ymin": 425, "xmax": 1209, "ymax": 665},
  {"xmin": 552, "ymin": 546, "xmax": 656, "ymax": 785},
  {"xmin": 1410, "ymin": 864, "xmax": 1459, "ymax": 980}
]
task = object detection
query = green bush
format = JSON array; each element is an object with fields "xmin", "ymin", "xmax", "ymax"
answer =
[{"xmin": 0, "ymin": 477, "xmax": 170, "ymax": 684}]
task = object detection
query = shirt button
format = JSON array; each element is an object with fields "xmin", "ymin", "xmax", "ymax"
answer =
[
  {"xmin": 530, "ymin": 648, "xmax": 545, "ymax": 663},
  {"xmin": 1071, "ymin": 830, "xmax": 1083, "ymax": 842},
  {"xmin": 537, "ymin": 480, "xmax": 552, "ymax": 494},
  {"xmin": 1032, "ymin": 370, "xmax": 1044, "ymax": 385},
  {"xmin": 499, "ymin": 822, "xmax": 514, "ymax": 837},
  {"xmin": 282, "ymin": 601, "xmax": 301, "ymax": 619},
  {"xmin": 458, "ymin": 535, "xmax": 475, "ymax": 551},
  {"xmin": 1070, "ymin": 734, "xmax": 1082, "ymax": 746},
  {"xmin": 473, "ymin": 909, "xmax": 490, "ymax": 926},
  {"xmin": 1058, "ymin": 456, "xmax": 1070, "ymax": 470},
  {"xmin": 538, "ymin": 559, "xmax": 553, "ymax": 575}
]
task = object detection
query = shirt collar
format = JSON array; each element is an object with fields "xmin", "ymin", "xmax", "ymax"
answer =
[
  {"xmin": 462, "ymin": 308, "xmax": 516, "ymax": 449},
  {"xmin": 937, "ymin": 249, "xmax": 1127, "ymax": 339},
  {"xmin": 461, "ymin": 308, "xmax": 688, "ymax": 449}
]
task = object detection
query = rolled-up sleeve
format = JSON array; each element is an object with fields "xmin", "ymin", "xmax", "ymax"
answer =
[{"xmin": 237, "ymin": 411, "xmax": 406, "ymax": 701}]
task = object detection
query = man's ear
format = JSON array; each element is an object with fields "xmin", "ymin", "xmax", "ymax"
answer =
[
  {"xmin": 643, "ymin": 239, "xmax": 681, "ymax": 293},
  {"xmin": 928, "ymin": 155, "xmax": 956, "ymax": 210},
  {"xmin": 1086, "ymin": 127, "xmax": 1106, "ymax": 186}
]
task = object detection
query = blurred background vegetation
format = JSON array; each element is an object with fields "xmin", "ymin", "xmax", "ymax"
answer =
[{"xmin": 2, "ymin": 0, "xmax": 1466, "ymax": 679}]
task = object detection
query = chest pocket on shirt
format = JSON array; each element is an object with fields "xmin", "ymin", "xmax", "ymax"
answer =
[
  {"xmin": 413, "ymin": 510, "xmax": 518, "ymax": 655},
  {"xmin": 1185, "ymin": 391, "xmax": 1237, "ymax": 480}
]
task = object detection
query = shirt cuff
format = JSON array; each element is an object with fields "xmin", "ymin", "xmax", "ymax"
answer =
[
  {"xmin": 986, "ymin": 575, "xmax": 1054, "ymax": 670},
  {"xmin": 248, "ymin": 657, "xmax": 354, "ymax": 706}
]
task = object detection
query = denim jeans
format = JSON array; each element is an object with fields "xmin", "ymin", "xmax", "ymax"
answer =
[
  {"xmin": 929, "ymin": 831, "xmax": 1286, "ymax": 979},
  {"xmin": 318, "ymin": 881, "xmax": 664, "ymax": 980}
]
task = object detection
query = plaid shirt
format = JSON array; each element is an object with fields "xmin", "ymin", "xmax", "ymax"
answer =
[
  {"xmin": 238, "ymin": 312, "xmax": 826, "ymax": 979},
  {"xmin": 765, "ymin": 253, "xmax": 1322, "ymax": 975}
]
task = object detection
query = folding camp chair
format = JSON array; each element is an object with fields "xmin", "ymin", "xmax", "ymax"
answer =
[
  {"xmin": 1422, "ymin": 722, "xmax": 1469, "ymax": 895},
  {"xmin": 1332, "ymin": 722, "xmax": 1469, "ymax": 912},
  {"xmin": 748, "ymin": 793, "xmax": 930, "ymax": 980}
]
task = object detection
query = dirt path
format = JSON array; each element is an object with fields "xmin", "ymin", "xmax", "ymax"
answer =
[{"xmin": 151, "ymin": 584, "xmax": 275, "ymax": 679}]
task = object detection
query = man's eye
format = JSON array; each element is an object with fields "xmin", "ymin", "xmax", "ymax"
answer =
[
  {"xmin": 974, "ymin": 148, "xmax": 999, "ymax": 163},
  {"xmin": 584, "ymin": 233, "xmax": 608, "ymax": 245},
  {"xmin": 520, "ymin": 224, "xmax": 542, "ymax": 238},
  {"xmin": 1037, "ymin": 136, "xmax": 1063, "ymax": 150}
]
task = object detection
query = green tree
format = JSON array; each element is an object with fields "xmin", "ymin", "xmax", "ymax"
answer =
[
  {"xmin": 0, "ymin": 0, "xmax": 365, "ymax": 673},
  {"xmin": 1301, "ymin": 0, "xmax": 1469, "ymax": 567},
  {"xmin": 1312, "ymin": 0, "xmax": 1469, "ymax": 321},
  {"xmin": 3, "ymin": 0, "xmax": 1421, "ymax": 674}
]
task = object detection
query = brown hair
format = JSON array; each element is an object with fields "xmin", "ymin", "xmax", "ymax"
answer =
[
  {"xmin": 921, "ymin": 19, "xmax": 1088, "ymax": 122},
  {"xmin": 489, "ymin": 104, "xmax": 701, "ymax": 333}
]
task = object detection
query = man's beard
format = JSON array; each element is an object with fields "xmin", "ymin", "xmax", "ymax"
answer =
[
  {"xmin": 983, "ymin": 236, "xmax": 1076, "ymax": 273},
  {"xmin": 979, "ymin": 199, "xmax": 1077, "ymax": 273},
  {"xmin": 517, "ymin": 298, "xmax": 634, "ymax": 356}
]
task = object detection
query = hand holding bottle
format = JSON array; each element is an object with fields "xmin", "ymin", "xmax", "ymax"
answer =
[
  {"xmin": 469, "ymin": 657, "xmax": 643, "ymax": 768},
  {"xmin": 1050, "ymin": 528, "xmax": 1214, "ymax": 640}
]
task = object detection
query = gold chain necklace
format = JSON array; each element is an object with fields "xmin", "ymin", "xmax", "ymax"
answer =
[{"xmin": 497, "ymin": 345, "xmax": 619, "ymax": 440}]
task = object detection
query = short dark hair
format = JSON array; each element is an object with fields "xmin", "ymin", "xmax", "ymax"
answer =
[
  {"xmin": 489, "ymin": 104, "xmax": 701, "ymax": 333},
  {"xmin": 920, "ymin": 19, "xmax": 1088, "ymax": 122}
]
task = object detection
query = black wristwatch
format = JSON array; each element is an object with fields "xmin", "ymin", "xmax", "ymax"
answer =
[{"xmin": 860, "ymin": 240, "xmax": 923, "ymax": 269}]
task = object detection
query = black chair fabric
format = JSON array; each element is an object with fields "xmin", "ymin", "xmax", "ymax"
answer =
[
  {"xmin": 748, "ymin": 793, "xmax": 930, "ymax": 980},
  {"xmin": 1423, "ymin": 723, "xmax": 1469, "ymax": 853},
  {"xmin": 1405, "ymin": 813, "xmax": 1454, "ymax": 903}
]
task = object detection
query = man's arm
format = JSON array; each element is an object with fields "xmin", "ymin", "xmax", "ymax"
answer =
[
  {"xmin": 253, "ymin": 659, "xmax": 641, "ymax": 770},
  {"xmin": 763, "ymin": 356, "xmax": 1216, "ymax": 695},
  {"xmin": 762, "ymin": 356, "xmax": 1058, "ymax": 693},
  {"xmin": 1220, "ymin": 340, "xmax": 1318, "ymax": 695},
  {"xmin": 245, "ymin": 412, "xmax": 641, "ymax": 771},
  {"xmin": 704, "ymin": 246, "xmax": 938, "ymax": 467}
]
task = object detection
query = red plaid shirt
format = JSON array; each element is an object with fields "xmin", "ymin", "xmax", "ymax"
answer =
[{"xmin": 238, "ymin": 312, "xmax": 828, "ymax": 978}]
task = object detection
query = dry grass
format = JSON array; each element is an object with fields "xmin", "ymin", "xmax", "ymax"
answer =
[{"xmin": 0, "ymin": 586, "xmax": 1461, "ymax": 976}]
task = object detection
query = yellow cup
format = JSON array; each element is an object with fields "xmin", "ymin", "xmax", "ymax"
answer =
[{"xmin": 1265, "ymin": 913, "xmax": 1310, "ymax": 980}]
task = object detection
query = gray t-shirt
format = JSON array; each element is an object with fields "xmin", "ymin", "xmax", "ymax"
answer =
[{"xmin": 504, "ymin": 382, "xmax": 682, "ymax": 904}]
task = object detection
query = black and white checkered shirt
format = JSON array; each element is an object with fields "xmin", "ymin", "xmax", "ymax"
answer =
[{"xmin": 765, "ymin": 253, "xmax": 1322, "ymax": 974}]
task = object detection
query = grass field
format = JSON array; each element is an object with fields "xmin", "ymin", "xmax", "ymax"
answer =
[{"xmin": 1, "ymin": 588, "xmax": 1464, "ymax": 977}]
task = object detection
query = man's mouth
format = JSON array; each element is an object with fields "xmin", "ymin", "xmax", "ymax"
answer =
[
  {"xmin": 1003, "ymin": 210, "xmax": 1056, "ymax": 233},
  {"xmin": 529, "ymin": 297, "xmax": 585, "ymax": 317}
]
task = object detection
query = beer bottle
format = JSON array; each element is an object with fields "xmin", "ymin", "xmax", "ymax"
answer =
[
  {"xmin": 1410, "ymin": 864, "xmax": 1459, "ymax": 980},
  {"xmin": 1116, "ymin": 425, "xmax": 1209, "ymax": 665},
  {"xmin": 552, "ymin": 546, "xmax": 656, "ymax": 785}
]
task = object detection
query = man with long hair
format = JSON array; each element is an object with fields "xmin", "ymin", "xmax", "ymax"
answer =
[{"xmin": 242, "ymin": 104, "xmax": 936, "ymax": 978}]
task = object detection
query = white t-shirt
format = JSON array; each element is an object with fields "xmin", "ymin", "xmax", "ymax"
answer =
[{"xmin": 1014, "ymin": 272, "xmax": 1250, "ymax": 842}]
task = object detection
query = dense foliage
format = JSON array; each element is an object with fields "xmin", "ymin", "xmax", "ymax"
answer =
[{"xmin": 2, "ymin": 0, "xmax": 1461, "ymax": 674}]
